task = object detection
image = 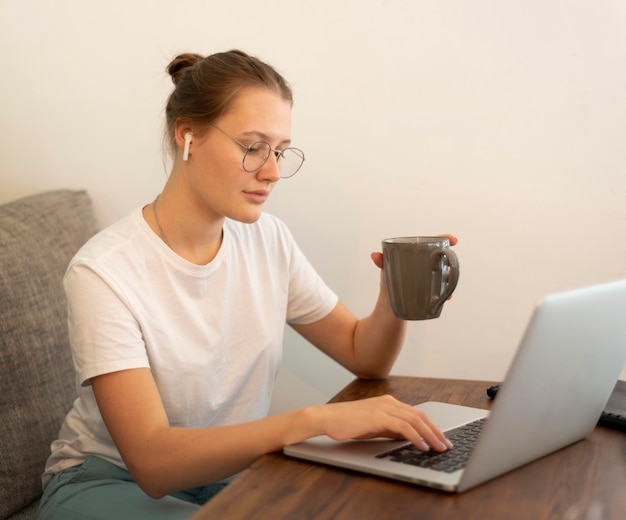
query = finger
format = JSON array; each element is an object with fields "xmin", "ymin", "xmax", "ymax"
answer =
[
  {"xmin": 438, "ymin": 234, "xmax": 458, "ymax": 246},
  {"xmin": 369, "ymin": 413, "xmax": 431, "ymax": 451},
  {"xmin": 370, "ymin": 252, "xmax": 383, "ymax": 269},
  {"xmin": 352, "ymin": 429, "xmax": 406, "ymax": 441},
  {"xmin": 420, "ymin": 411, "xmax": 452, "ymax": 451},
  {"xmin": 394, "ymin": 404, "xmax": 453, "ymax": 452},
  {"xmin": 357, "ymin": 399, "xmax": 436, "ymax": 451}
]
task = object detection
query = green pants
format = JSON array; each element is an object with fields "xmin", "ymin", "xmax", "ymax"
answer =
[{"xmin": 37, "ymin": 456, "xmax": 229, "ymax": 520}]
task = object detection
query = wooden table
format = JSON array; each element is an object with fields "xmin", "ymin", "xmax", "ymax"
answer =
[{"xmin": 191, "ymin": 377, "xmax": 626, "ymax": 519}]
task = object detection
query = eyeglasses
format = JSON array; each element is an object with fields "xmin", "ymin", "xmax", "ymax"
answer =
[{"xmin": 209, "ymin": 123, "xmax": 305, "ymax": 179}]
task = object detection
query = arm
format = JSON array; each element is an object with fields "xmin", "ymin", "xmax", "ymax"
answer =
[
  {"xmin": 292, "ymin": 235, "xmax": 458, "ymax": 379},
  {"xmin": 93, "ymin": 368, "xmax": 452, "ymax": 499},
  {"xmin": 290, "ymin": 253, "xmax": 405, "ymax": 379}
]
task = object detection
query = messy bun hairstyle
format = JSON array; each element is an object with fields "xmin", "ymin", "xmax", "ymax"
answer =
[{"xmin": 164, "ymin": 50, "xmax": 293, "ymax": 156}]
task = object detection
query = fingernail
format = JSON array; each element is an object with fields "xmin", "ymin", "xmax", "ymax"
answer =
[
  {"xmin": 418, "ymin": 440, "xmax": 430, "ymax": 451},
  {"xmin": 444, "ymin": 438, "xmax": 454, "ymax": 449}
]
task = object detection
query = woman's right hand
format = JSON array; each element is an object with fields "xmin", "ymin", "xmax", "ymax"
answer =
[{"xmin": 315, "ymin": 395, "xmax": 453, "ymax": 452}]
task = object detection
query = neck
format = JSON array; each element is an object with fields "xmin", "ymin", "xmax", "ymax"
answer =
[{"xmin": 144, "ymin": 191, "xmax": 224, "ymax": 265}]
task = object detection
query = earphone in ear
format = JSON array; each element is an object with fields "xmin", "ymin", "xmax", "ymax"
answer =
[{"xmin": 182, "ymin": 132, "xmax": 193, "ymax": 161}]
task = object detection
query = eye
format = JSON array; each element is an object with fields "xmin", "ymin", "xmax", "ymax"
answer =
[{"xmin": 247, "ymin": 142, "xmax": 269, "ymax": 156}]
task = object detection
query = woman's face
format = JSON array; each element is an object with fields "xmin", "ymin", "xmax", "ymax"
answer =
[{"xmin": 184, "ymin": 86, "xmax": 293, "ymax": 225}]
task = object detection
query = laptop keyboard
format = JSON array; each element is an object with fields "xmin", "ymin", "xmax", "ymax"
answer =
[{"xmin": 375, "ymin": 417, "xmax": 487, "ymax": 473}]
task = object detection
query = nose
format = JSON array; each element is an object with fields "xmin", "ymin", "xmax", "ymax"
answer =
[{"xmin": 256, "ymin": 152, "xmax": 281, "ymax": 182}]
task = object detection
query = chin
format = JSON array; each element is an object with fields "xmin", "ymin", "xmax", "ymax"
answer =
[{"xmin": 233, "ymin": 210, "xmax": 264, "ymax": 224}]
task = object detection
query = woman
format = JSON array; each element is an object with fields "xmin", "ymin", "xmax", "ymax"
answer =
[{"xmin": 38, "ymin": 50, "xmax": 454, "ymax": 520}]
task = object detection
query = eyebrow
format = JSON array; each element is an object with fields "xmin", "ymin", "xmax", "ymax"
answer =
[{"xmin": 241, "ymin": 131, "xmax": 291, "ymax": 147}]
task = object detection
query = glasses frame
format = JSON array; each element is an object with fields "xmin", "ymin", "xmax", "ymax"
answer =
[{"xmin": 208, "ymin": 123, "xmax": 305, "ymax": 179}]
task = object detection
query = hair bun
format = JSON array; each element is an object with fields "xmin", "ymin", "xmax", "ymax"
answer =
[{"xmin": 167, "ymin": 53, "xmax": 204, "ymax": 85}]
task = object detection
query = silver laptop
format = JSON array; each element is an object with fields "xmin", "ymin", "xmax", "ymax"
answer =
[{"xmin": 284, "ymin": 279, "xmax": 626, "ymax": 492}]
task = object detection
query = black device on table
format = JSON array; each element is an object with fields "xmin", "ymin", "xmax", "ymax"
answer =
[{"xmin": 486, "ymin": 380, "xmax": 626, "ymax": 431}]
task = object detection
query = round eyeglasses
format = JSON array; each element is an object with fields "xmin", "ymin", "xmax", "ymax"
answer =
[{"xmin": 209, "ymin": 123, "xmax": 305, "ymax": 179}]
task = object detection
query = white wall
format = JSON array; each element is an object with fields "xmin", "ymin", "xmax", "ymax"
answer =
[{"xmin": 2, "ymin": 1, "xmax": 625, "ymax": 412}]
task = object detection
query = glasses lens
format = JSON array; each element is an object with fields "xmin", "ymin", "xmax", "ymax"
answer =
[
  {"xmin": 278, "ymin": 148, "xmax": 305, "ymax": 178},
  {"xmin": 243, "ymin": 143, "xmax": 271, "ymax": 172},
  {"xmin": 242, "ymin": 143, "xmax": 305, "ymax": 178}
]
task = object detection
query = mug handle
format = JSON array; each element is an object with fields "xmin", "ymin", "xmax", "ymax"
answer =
[{"xmin": 430, "ymin": 248, "xmax": 460, "ymax": 315}]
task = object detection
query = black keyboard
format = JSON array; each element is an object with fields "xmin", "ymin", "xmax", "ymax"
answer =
[
  {"xmin": 598, "ymin": 411, "xmax": 626, "ymax": 431},
  {"xmin": 375, "ymin": 418, "xmax": 486, "ymax": 473}
]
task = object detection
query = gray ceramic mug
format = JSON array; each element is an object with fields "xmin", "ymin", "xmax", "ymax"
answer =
[{"xmin": 382, "ymin": 236, "xmax": 460, "ymax": 320}]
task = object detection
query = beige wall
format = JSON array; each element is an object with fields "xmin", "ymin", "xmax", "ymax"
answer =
[{"xmin": 2, "ymin": 1, "xmax": 625, "ymax": 411}]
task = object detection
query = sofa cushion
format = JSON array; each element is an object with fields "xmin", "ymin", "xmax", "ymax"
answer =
[{"xmin": 0, "ymin": 191, "xmax": 99, "ymax": 519}]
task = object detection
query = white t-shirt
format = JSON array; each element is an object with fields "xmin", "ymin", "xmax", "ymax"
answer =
[{"xmin": 43, "ymin": 208, "xmax": 337, "ymax": 485}]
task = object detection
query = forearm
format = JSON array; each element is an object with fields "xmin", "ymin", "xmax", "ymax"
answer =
[
  {"xmin": 351, "ymin": 282, "xmax": 407, "ymax": 378},
  {"xmin": 93, "ymin": 367, "xmax": 330, "ymax": 499},
  {"xmin": 112, "ymin": 383, "xmax": 452, "ymax": 500},
  {"xmin": 130, "ymin": 390, "xmax": 448, "ymax": 498},
  {"xmin": 127, "ymin": 407, "xmax": 323, "ymax": 498}
]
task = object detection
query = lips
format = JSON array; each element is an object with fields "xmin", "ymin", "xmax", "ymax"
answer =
[{"xmin": 243, "ymin": 190, "xmax": 270, "ymax": 204}]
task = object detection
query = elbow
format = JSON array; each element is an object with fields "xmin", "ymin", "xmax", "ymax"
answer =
[
  {"xmin": 133, "ymin": 473, "xmax": 169, "ymax": 500},
  {"xmin": 125, "ymin": 462, "xmax": 171, "ymax": 500},
  {"xmin": 355, "ymin": 374, "xmax": 389, "ymax": 381},
  {"xmin": 144, "ymin": 488, "xmax": 168, "ymax": 500},
  {"xmin": 351, "ymin": 368, "xmax": 391, "ymax": 380}
]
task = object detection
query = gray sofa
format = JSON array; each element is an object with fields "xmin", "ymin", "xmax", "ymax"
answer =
[{"xmin": 0, "ymin": 191, "xmax": 99, "ymax": 519}]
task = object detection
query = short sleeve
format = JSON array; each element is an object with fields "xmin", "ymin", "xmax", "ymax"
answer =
[
  {"xmin": 64, "ymin": 263, "xmax": 150, "ymax": 386},
  {"xmin": 282, "ymin": 227, "xmax": 338, "ymax": 325}
]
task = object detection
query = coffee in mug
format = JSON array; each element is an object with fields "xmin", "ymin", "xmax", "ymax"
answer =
[{"xmin": 382, "ymin": 236, "xmax": 460, "ymax": 320}]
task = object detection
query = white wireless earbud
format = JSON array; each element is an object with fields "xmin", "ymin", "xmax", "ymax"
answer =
[{"xmin": 182, "ymin": 132, "xmax": 193, "ymax": 161}]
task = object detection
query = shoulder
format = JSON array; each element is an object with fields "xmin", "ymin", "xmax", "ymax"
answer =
[{"xmin": 68, "ymin": 208, "xmax": 145, "ymax": 270}]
